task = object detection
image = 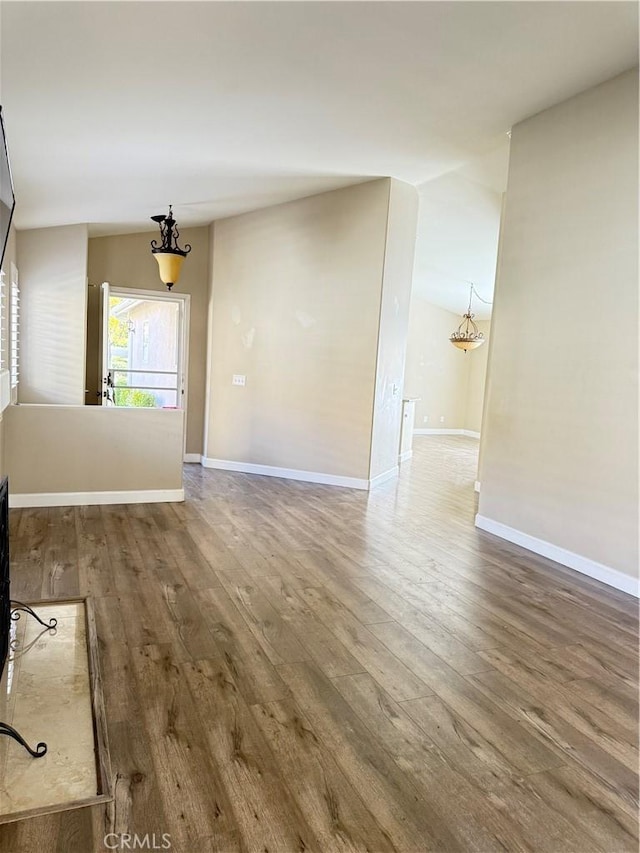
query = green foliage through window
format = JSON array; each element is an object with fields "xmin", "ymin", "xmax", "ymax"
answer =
[
  {"xmin": 113, "ymin": 388, "xmax": 157, "ymax": 408},
  {"xmin": 109, "ymin": 298, "xmax": 130, "ymax": 348}
]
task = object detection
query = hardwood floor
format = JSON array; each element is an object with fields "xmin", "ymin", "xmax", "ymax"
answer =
[{"xmin": 1, "ymin": 436, "xmax": 637, "ymax": 852}]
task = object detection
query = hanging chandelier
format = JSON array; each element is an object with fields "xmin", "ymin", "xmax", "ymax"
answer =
[
  {"xmin": 449, "ymin": 284, "xmax": 486, "ymax": 352},
  {"xmin": 150, "ymin": 205, "xmax": 191, "ymax": 291}
]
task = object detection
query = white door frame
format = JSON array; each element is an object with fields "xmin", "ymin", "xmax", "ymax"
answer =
[{"xmin": 101, "ymin": 284, "xmax": 191, "ymax": 457}]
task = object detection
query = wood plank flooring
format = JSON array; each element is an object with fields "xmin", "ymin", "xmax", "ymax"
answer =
[{"xmin": 1, "ymin": 436, "xmax": 637, "ymax": 852}]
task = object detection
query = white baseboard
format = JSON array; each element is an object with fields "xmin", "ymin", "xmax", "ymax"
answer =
[
  {"xmin": 414, "ymin": 428, "xmax": 462, "ymax": 435},
  {"xmin": 414, "ymin": 428, "xmax": 480, "ymax": 439},
  {"xmin": 370, "ymin": 466, "xmax": 399, "ymax": 487},
  {"xmin": 183, "ymin": 453, "xmax": 202, "ymax": 463},
  {"xmin": 475, "ymin": 514, "xmax": 639, "ymax": 598},
  {"xmin": 474, "ymin": 480, "xmax": 481, "ymax": 493},
  {"xmin": 9, "ymin": 489, "xmax": 185, "ymax": 508},
  {"xmin": 201, "ymin": 457, "xmax": 370, "ymax": 490},
  {"xmin": 399, "ymin": 450, "xmax": 413, "ymax": 463}
]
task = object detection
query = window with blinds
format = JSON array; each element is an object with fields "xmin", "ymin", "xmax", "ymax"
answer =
[
  {"xmin": 9, "ymin": 274, "xmax": 18, "ymax": 389},
  {"xmin": 0, "ymin": 269, "xmax": 5, "ymax": 372}
]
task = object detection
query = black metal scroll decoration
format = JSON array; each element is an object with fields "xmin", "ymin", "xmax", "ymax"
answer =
[
  {"xmin": 0, "ymin": 722, "xmax": 47, "ymax": 757},
  {"xmin": 150, "ymin": 205, "xmax": 192, "ymax": 256},
  {"xmin": 0, "ymin": 600, "xmax": 58, "ymax": 758}
]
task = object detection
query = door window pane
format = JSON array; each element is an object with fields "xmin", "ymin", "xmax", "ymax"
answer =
[{"xmin": 107, "ymin": 296, "xmax": 181, "ymax": 408}]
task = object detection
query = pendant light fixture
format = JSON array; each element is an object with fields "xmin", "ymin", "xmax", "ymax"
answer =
[
  {"xmin": 449, "ymin": 284, "xmax": 486, "ymax": 352},
  {"xmin": 150, "ymin": 205, "xmax": 191, "ymax": 291}
]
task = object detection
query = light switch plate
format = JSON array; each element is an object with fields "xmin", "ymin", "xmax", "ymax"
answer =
[{"xmin": 232, "ymin": 374, "xmax": 246, "ymax": 386}]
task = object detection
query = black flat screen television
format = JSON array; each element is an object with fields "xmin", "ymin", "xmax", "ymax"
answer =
[{"xmin": 0, "ymin": 107, "xmax": 15, "ymax": 271}]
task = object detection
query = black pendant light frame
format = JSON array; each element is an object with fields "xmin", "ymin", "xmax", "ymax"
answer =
[{"xmin": 150, "ymin": 206, "xmax": 192, "ymax": 260}]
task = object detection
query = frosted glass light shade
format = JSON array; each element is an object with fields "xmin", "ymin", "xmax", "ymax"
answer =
[
  {"xmin": 154, "ymin": 252, "xmax": 184, "ymax": 290},
  {"xmin": 450, "ymin": 338, "xmax": 485, "ymax": 352}
]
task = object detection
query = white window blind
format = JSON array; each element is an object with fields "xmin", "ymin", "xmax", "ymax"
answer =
[
  {"xmin": 0, "ymin": 269, "xmax": 6, "ymax": 371},
  {"xmin": 9, "ymin": 269, "xmax": 19, "ymax": 389}
]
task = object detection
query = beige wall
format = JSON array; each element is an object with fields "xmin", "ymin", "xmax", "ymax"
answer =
[
  {"xmin": 5, "ymin": 405, "xmax": 183, "ymax": 497},
  {"xmin": 16, "ymin": 224, "xmax": 88, "ymax": 405},
  {"xmin": 479, "ymin": 69, "xmax": 638, "ymax": 580},
  {"xmin": 205, "ymin": 180, "xmax": 393, "ymax": 480},
  {"xmin": 87, "ymin": 226, "xmax": 209, "ymax": 456},
  {"xmin": 404, "ymin": 297, "xmax": 490, "ymax": 432},
  {"xmin": 369, "ymin": 180, "xmax": 419, "ymax": 479}
]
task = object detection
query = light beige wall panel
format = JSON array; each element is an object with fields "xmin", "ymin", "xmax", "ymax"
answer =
[
  {"xmin": 17, "ymin": 224, "xmax": 88, "ymax": 405},
  {"xmin": 478, "ymin": 69, "xmax": 638, "ymax": 580},
  {"xmin": 206, "ymin": 180, "xmax": 390, "ymax": 480},
  {"xmin": 404, "ymin": 299, "xmax": 470, "ymax": 429},
  {"xmin": 464, "ymin": 319, "xmax": 490, "ymax": 434},
  {"xmin": 87, "ymin": 226, "xmax": 209, "ymax": 455},
  {"xmin": 5, "ymin": 405, "xmax": 183, "ymax": 495},
  {"xmin": 369, "ymin": 179, "xmax": 419, "ymax": 479}
]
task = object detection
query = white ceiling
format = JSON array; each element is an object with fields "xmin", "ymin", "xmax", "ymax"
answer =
[{"xmin": 1, "ymin": 1, "xmax": 637, "ymax": 313}]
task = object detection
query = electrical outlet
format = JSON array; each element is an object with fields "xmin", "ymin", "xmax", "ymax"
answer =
[
  {"xmin": 440, "ymin": 416, "xmax": 445, "ymax": 423},
  {"xmin": 232, "ymin": 374, "xmax": 246, "ymax": 386},
  {"xmin": 423, "ymin": 416, "xmax": 428, "ymax": 423}
]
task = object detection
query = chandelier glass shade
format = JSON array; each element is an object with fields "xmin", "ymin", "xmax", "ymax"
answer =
[
  {"xmin": 150, "ymin": 205, "xmax": 191, "ymax": 291},
  {"xmin": 449, "ymin": 285, "xmax": 486, "ymax": 352}
]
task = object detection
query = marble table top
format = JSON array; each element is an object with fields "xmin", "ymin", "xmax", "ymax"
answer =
[{"xmin": 0, "ymin": 601, "xmax": 99, "ymax": 820}]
